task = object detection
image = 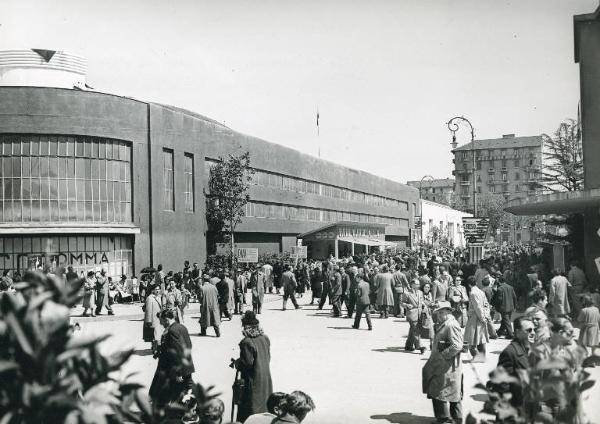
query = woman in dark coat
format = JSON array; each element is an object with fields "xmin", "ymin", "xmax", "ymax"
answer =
[
  {"xmin": 310, "ymin": 267, "xmax": 323, "ymax": 305},
  {"xmin": 235, "ymin": 311, "xmax": 273, "ymax": 423}
]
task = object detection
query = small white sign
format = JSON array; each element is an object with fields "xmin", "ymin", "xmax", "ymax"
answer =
[
  {"xmin": 595, "ymin": 257, "xmax": 600, "ymax": 276},
  {"xmin": 297, "ymin": 238, "xmax": 303, "ymax": 247},
  {"xmin": 291, "ymin": 246, "xmax": 307, "ymax": 259},
  {"xmin": 236, "ymin": 248, "xmax": 258, "ymax": 263}
]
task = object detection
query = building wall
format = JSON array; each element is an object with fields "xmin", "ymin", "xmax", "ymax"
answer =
[{"xmin": 420, "ymin": 200, "xmax": 472, "ymax": 247}]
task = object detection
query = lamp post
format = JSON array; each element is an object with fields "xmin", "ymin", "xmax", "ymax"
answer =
[
  {"xmin": 418, "ymin": 175, "xmax": 434, "ymax": 244},
  {"xmin": 447, "ymin": 116, "xmax": 477, "ymax": 216}
]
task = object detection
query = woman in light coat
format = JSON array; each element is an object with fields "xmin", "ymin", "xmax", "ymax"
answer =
[
  {"xmin": 578, "ymin": 295, "xmax": 600, "ymax": 355},
  {"xmin": 82, "ymin": 271, "xmax": 96, "ymax": 317},
  {"xmin": 463, "ymin": 276, "xmax": 490, "ymax": 361},
  {"xmin": 548, "ymin": 269, "xmax": 572, "ymax": 317},
  {"xmin": 144, "ymin": 285, "xmax": 163, "ymax": 353}
]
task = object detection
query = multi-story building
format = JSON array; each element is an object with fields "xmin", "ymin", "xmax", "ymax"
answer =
[
  {"xmin": 452, "ymin": 133, "xmax": 543, "ymax": 242},
  {"xmin": 0, "ymin": 49, "xmax": 418, "ymax": 276},
  {"xmin": 406, "ymin": 178, "xmax": 455, "ymax": 206}
]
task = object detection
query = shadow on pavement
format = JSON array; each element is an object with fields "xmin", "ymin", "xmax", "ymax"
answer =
[
  {"xmin": 372, "ymin": 347, "xmax": 418, "ymax": 354},
  {"xmin": 326, "ymin": 326, "xmax": 357, "ymax": 330},
  {"xmin": 128, "ymin": 318, "xmax": 143, "ymax": 322},
  {"xmin": 133, "ymin": 348, "xmax": 154, "ymax": 356},
  {"xmin": 370, "ymin": 412, "xmax": 435, "ymax": 423}
]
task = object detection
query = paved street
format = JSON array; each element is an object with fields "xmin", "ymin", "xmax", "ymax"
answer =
[{"xmin": 75, "ymin": 294, "xmax": 600, "ymax": 424}]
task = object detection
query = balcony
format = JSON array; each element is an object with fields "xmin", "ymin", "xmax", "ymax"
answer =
[
  {"xmin": 460, "ymin": 181, "xmax": 470, "ymax": 186},
  {"xmin": 488, "ymin": 168, "xmax": 495, "ymax": 173}
]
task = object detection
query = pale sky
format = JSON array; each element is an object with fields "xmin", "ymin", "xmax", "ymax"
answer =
[{"xmin": 1, "ymin": 0, "xmax": 597, "ymax": 183}]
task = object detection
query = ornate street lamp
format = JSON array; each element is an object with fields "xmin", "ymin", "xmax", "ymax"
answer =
[{"xmin": 447, "ymin": 116, "xmax": 477, "ymax": 216}]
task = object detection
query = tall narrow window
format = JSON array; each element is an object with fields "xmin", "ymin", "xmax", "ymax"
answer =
[
  {"xmin": 163, "ymin": 149, "xmax": 174, "ymax": 211},
  {"xmin": 184, "ymin": 153, "xmax": 194, "ymax": 213}
]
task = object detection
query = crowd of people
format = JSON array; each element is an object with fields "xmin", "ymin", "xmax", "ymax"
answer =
[{"xmin": 1, "ymin": 243, "xmax": 599, "ymax": 423}]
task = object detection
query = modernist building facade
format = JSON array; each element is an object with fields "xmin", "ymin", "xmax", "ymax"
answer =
[
  {"xmin": 418, "ymin": 199, "xmax": 472, "ymax": 248},
  {"xmin": 0, "ymin": 49, "xmax": 418, "ymax": 277}
]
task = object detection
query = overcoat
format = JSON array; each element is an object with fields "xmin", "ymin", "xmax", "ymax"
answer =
[
  {"xmin": 149, "ymin": 322, "xmax": 195, "ymax": 405},
  {"xmin": 310, "ymin": 269, "xmax": 323, "ymax": 298},
  {"xmin": 95, "ymin": 274, "xmax": 110, "ymax": 308},
  {"xmin": 251, "ymin": 271, "xmax": 267, "ymax": 304},
  {"xmin": 578, "ymin": 306, "xmax": 600, "ymax": 347},
  {"xmin": 549, "ymin": 275, "xmax": 571, "ymax": 316},
  {"xmin": 144, "ymin": 293, "xmax": 163, "ymax": 342},
  {"xmin": 82, "ymin": 277, "xmax": 96, "ymax": 309},
  {"xmin": 200, "ymin": 283, "xmax": 221, "ymax": 328},
  {"xmin": 494, "ymin": 282, "xmax": 517, "ymax": 313},
  {"xmin": 262, "ymin": 264, "xmax": 273, "ymax": 289},
  {"xmin": 422, "ymin": 314, "xmax": 463, "ymax": 402},
  {"xmin": 447, "ymin": 284, "xmax": 468, "ymax": 327},
  {"xmin": 225, "ymin": 277, "xmax": 235, "ymax": 313},
  {"xmin": 162, "ymin": 288, "xmax": 183, "ymax": 322},
  {"xmin": 464, "ymin": 285, "xmax": 490, "ymax": 346},
  {"xmin": 236, "ymin": 331, "xmax": 273, "ymax": 422},
  {"xmin": 375, "ymin": 272, "xmax": 394, "ymax": 306},
  {"xmin": 281, "ymin": 270, "xmax": 297, "ymax": 295}
]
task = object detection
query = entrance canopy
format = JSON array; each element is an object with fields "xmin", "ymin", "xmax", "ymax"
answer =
[{"xmin": 298, "ymin": 221, "xmax": 390, "ymax": 259}]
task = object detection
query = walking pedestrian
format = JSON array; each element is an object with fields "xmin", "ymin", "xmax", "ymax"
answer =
[
  {"xmin": 82, "ymin": 271, "xmax": 96, "ymax": 317},
  {"xmin": 199, "ymin": 278, "xmax": 221, "ymax": 337},
  {"xmin": 144, "ymin": 285, "xmax": 163, "ymax": 354},
  {"xmin": 234, "ymin": 268, "xmax": 247, "ymax": 314},
  {"xmin": 375, "ymin": 265, "xmax": 394, "ymax": 319},
  {"xmin": 329, "ymin": 265, "xmax": 343, "ymax": 317},
  {"xmin": 309, "ymin": 267, "xmax": 323, "ymax": 305},
  {"xmin": 464, "ymin": 276, "xmax": 490, "ymax": 362},
  {"xmin": 548, "ymin": 269, "xmax": 571, "ymax": 317},
  {"xmin": 282, "ymin": 265, "xmax": 300, "ymax": 310},
  {"xmin": 352, "ymin": 270, "xmax": 372, "ymax": 330},
  {"xmin": 493, "ymin": 277, "xmax": 518, "ymax": 338},
  {"xmin": 577, "ymin": 295, "xmax": 600, "ymax": 356},
  {"xmin": 234, "ymin": 311, "xmax": 273, "ymax": 423},
  {"xmin": 402, "ymin": 279, "xmax": 427, "ymax": 353},
  {"xmin": 422, "ymin": 301, "xmax": 464, "ymax": 424},
  {"xmin": 216, "ymin": 273, "xmax": 232, "ymax": 321},
  {"xmin": 149, "ymin": 309, "xmax": 195, "ymax": 407},
  {"xmin": 94, "ymin": 269, "xmax": 114, "ymax": 316},
  {"xmin": 251, "ymin": 265, "xmax": 267, "ymax": 314}
]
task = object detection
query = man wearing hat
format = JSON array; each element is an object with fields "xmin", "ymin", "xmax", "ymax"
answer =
[
  {"xmin": 250, "ymin": 264, "xmax": 267, "ymax": 314},
  {"xmin": 199, "ymin": 276, "xmax": 221, "ymax": 337},
  {"xmin": 422, "ymin": 301, "xmax": 464, "ymax": 424},
  {"xmin": 329, "ymin": 265, "xmax": 343, "ymax": 317},
  {"xmin": 234, "ymin": 268, "xmax": 247, "ymax": 314}
]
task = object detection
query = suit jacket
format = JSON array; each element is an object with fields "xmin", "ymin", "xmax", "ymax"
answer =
[
  {"xmin": 329, "ymin": 271, "xmax": 342, "ymax": 297},
  {"xmin": 494, "ymin": 283, "xmax": 517, "ymax": 313},
  {"xmin": 497, "ymin": 339, "xmax": 529, "ymax": 376},
  {"xmin": 281, "ymin": 271, "xmax": 297, "ymax": 294},
  {"xmin": 355, "ymin": 280, "xmax": 371, "ymax": 306}
]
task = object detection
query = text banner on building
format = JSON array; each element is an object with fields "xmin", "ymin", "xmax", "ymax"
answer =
[
  {"xmin": 236, "ymin": 248, "xmax": 258, "ymax": 263},
  {"xmin": 291, "ymin": 246, "xmax": 307, "ymax": 259},
  {"xmin": 462, "ymin": 217, "xmax": 490, "ymax": 245}
]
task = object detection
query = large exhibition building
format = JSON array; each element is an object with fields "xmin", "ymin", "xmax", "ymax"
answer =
[{"xmin": 0, "ymin": 49, "xmax": 419, "ymax": 277}]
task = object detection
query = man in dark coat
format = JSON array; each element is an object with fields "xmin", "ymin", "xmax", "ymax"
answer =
[
  {"xmin": 216, "ymin": 273, "xmax": 232, "ymax": 320},
  {"xmin": 235, "ymin": 311, "xmax": 273, "ymax": 423},
  {"xmin": 281, "ymin": 265, "xmax": 300, "ymax": 310},
  {"xmin": 352, "ymin": 271, "xmax": 372, "ymax": 330},
  {"xmin": 392, "ymin": 264, "xmax": 409, "ymax": 318},
  {"xmin": 494, "ymin": 317, "xmax": 535, "ymax": 407},
  {"xmin": 494, "ymin": 278, "xmax": 518, "ymax": 338},
  {"xmin": 149, "ymin": 309, "xmax": 195, "ymax": 407},
  {"xmin": 199, "ymin": 278, "xmax": 221, "ymax": 337},
  {"xmin": 329, "ymin": 266, "xmax": 343, "ymax": 317}
]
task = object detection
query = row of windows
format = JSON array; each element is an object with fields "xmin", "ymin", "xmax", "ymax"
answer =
[
  {"xmin": 244, "ymin": 201, "xmax": 409, "ymax": 228},
  {"xmin": 162, "ymin": 149, "xmax": 195, "ymax": 213},
  {"xmin": 0, "ymin": 136, "xmax": 130, "ymax": 161},
  {"xmin": 458, "ymin": 147, "xmax": 538, "ymax": 160},
  {"xmin": 1, "ymin": 157, "xmax": 131, "ymax": 182},
  {"xmin": 205, "ymin": 160, "xmax": 408, "ymax": 210}
]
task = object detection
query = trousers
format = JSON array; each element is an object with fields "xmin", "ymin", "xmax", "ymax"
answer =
[
  {"xmin": 432, "ymin": 398, "xmax": 462, "ymax": 423},
  {"xmin": 498, "ymin": 312, "xmax": 514, "ymax": 338},
  {"xmin": 283, "ymin": 291, "xmax": 299, "ymax": 309},
  {"xmin": 353, "ymin": 304, "xmax": 372, "ymax": 329},
  {"xmin": 405, "ymin": 320, "xmax": 421, "ymax": 350}
]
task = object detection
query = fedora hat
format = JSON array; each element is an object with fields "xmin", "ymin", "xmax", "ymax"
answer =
[{"xmin": 433, "ymin": 301, "xmax": 453, "ymax": 313}]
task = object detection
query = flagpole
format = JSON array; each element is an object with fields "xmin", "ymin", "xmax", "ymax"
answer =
[{"xmin": 316, "ymin": 107, "xmax": 320, "ymax": 158}]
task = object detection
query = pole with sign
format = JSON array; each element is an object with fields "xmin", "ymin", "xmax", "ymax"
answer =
[{"xmin": 462, "ymin": 217, "xmax": 490, "ymax": 263}]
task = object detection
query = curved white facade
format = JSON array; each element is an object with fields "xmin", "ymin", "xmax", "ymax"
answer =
[{"xmin": 0, "ymin": 49, "xmax": 86, "ymax": 89}]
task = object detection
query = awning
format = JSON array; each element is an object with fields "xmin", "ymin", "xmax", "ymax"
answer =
[
  {"xmin": 504, "ymin": 188, "xmax": 600, "ymax": 215},
  {"xmin": 338, "ymin": 236, "xmax": 396, "ymax": 247}
]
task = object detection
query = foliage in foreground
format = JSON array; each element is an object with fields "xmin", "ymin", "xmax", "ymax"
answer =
[
  {"xmin": 467, "ymin": 352, "xmax": 599, "ymax": 424},
  {"xmin": 0, "ymin": 271, "xmax": 218, "ymax": 423}
]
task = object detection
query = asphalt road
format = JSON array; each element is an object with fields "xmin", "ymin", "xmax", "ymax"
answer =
[{"xmin": 75, "ymin": 293, "xmax": 600, "ymax": 424}]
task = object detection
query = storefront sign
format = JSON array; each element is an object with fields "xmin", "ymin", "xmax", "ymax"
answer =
[
  {"xmin": 462, "ymin": 217, "xmax": 490, "ymax": 245},
  {"xmin": 0, "ymin": 252, "xmax": 110, "ymax": 266},
  {"xmin": 236, "ymin": 248, "xmax": 258, "ymax": 263}
]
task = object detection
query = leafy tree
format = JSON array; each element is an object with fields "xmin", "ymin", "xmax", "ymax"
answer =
[
  {"xmin": 0, "ymin": 271, "xmax": 219, "ymax": 423},
  {"xmin": 540, "ymin": 118, "xmax": 584, "ymax": 192},
  {"xmin": 205, "ymin": 152, "xmax": 255, "ymax": 266}
]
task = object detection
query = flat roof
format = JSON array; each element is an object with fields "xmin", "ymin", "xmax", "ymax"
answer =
[
  {"xmin": 504, "ymin": 188, "xmax": 600, "ymax": 215},
  {"xmin": 452, "ymin": 135, "xmax": 542, "ymax": 152},
  {"xmin": 298, "ymin": 221, "xmax": 387, "ymax": 238}
]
